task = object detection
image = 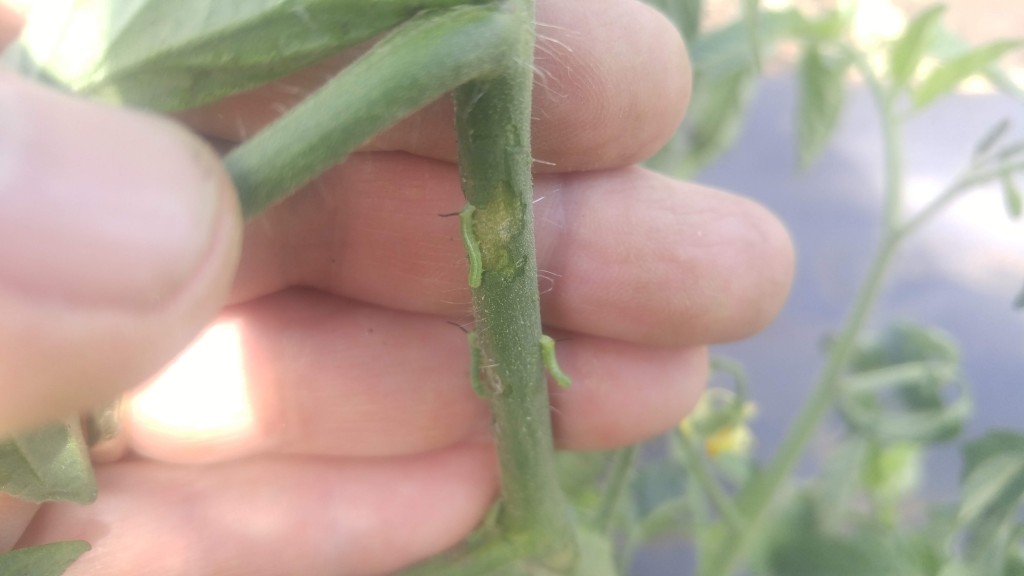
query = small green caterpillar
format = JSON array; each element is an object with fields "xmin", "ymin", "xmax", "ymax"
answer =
[
  {"xmin": 459, "ymin": 204, "xmax": 483, "ymax": 288},
  {"xmin": 539, "ymin": 335, "xmax": 572, "ymax": 388}
]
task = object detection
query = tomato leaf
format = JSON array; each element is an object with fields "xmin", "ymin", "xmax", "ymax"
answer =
[
  {"xmin": 841, "ymin": 324, "xmax": 970, "ymax": 443},
  {"xmin": 0, "ymin": 541, "xmax": 90, "ymax": 576},
  {"xmin": 645, "ymin": 0, "xmax": 703, "ymax": 45},
  {"xmin": 941, "ymin": 431, "xmax": 1024, "ymax": 575},
  {"xmin": 5, "ymin": 0, "xmax": 485, "ymax": 111},
  {"xmin": 680, "ymin": 66, "xmax": 757, "ymax": 174},
  {"xmin": 1002, "ymin": 169, "xmax": 1022, "ymax": 219},
  {"xmin": 763, "ymin": 493, "xmax": 916, "ymax": 576},
  {"xmin": 742, "ymin": 0, "xmax": 761, "ymax": 70},
  {"xmin": 913, "ymin": 40, "xmax": 1023, "ymax": 108},
  {"xmin": 0, "ymin": 420, "xmax": 96, "ymax": 504},
  {"xmin": 888, "ymin": 4, "xmax": 946, "ymax": 91},
  {"xmin": 797, "ymin": 43, "xmax": 849, "ymax": 168},
  {"xmin": 972, "ymin": 119, "xmax": 1011, "ymax": 160}
]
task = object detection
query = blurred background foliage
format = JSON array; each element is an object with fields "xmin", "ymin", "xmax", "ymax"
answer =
[{"xmin": 559, "ymin": 1, "xmax": 1024, "ymax": 574}]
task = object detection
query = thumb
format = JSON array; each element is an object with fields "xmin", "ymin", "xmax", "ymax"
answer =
[{"xmin": 0, "ymin": 71, "xmax": 242, "ymax": 435}]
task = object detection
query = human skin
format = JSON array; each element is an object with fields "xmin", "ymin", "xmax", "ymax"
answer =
[{"xmin": 0, "ymin": 1, "xmax": 794, "ymax": 575}]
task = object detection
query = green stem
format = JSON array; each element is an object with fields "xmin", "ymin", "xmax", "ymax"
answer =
[
  {"xmin": 450, "ymin": 0, "xmax": 576, "ymax": 569},
  {"xmin": 675, "ymin": 431, "xmax": 746, "ymax": 535},
  {"xmin": 850, "ymin": 49, "xmax": 903, "ymax": 232},
  {"xmin": 701, "ymin": 47, "xmax": 907, "ymax": 576},
  {"xmin": 702, "ymin": 237, "xmax": 901, "ymax": 576},
  {"xmin": 595, "ymin": 446, "xmax": 638, "ymax": 534},
  {"xmin": 224, "ymin": 5, "xmax": 515, "ymax": 218},
  {"xmin": 220, "ymin": 2, "xmax": 576, "ymax": 570},
  {"xmin": 398, "ymin": 534, "xmax": 522, "ymax": 576},
  {"xmin": 898, "ymin": 158, "xmax": 1024, "ymax": 240}
]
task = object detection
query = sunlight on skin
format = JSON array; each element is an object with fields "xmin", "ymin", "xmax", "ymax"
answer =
[
  {"xmin": 1, "ymin": 0, "xmax": 27, "ymax": 13},
  {"xmin": 14, "ymin": 0, "xmax": 116, "ymax": 89},
  {"xmin": 128, "ymin": 319, "xmax": 262, "ymax": 463}
]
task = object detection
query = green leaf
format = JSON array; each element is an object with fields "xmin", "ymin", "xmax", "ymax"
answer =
[
  {"xmin": 914, "ymin": 40, "xmax": 1024, "ymax": 108},
  {"xmin": 926, "ymin": 26, "xmax": 1024, "ymax": 103},
  {"xmin": 972, "ymin": 119, "xmax": 1012, "ymax": 160},
  {"xmin": 963, "ymin": 430, "xmax": 1024, "ymax": 480},
  {"xmin": 644, "ymin": 0, "xmax": 703, "ymax": 45},
  {"xmin": 631, "ymin": 457, "xmax": 689, "ymax": 521},
  {"xmin": 790, "ymin": 9, "xmax": 848, "ymax": 44},
  {"xmin": 0, "ymin": 541, "xmax": 90, "ymax": 576},
  {"xmin": 0, "ymin": 420, "xmax": 96, "ymax": 504},
  {"xmin": 633, "ymin": 497, "xmax": 694, "ymax": 543},
  {"xmin": 5, "ymin": 0, "xmax": 487, "ymax": 111},
  {"xmin": 688, "ymin": 9, "xmax": 804, "ymax": 77},
  {"xmin": 680, "ymin": 66, "xmax": 757, "ymax": 174},
  {"xmin": 938, "ymin": 432, "xmax": 1024, "ymax": 575},
  {"xmin": 815, "ymin": 439, "xmax": 868, "ymax": 529},
  {"xmin": 861, "ymin": 441, "xmax": 922, "ymax": 500},
  {"xmin": 841, "ymin": 325, "xmax": 970, "ymax": 443},
  {"xmin": 1000, "ymin": 142, "xmax": 1024, "ymax": 162},
  {"xmin": 1002, "ymin": 170, "xmax": 1022, "ymax": 219},
  {"xmin": 958, "ymin": 455, "xmax": 1024, "ymax": 571},
  {"xmin": 797, "ymin": 43, "xmax": 848, "ymax": 168},
  {"xmin": 888, "ymin": 4, "xmax": 946, "ymax": 91},
  {"xmin": 763, "ymin": 493, "xmax": 917, "ymax": 576},
  {"xmin": 557, "ymin": 451, "xmax": 608, "ymax": 511},
  {"xmin": 903, "ymin": 506, "xmax": 960, "ymax": 575},
  {"xmin": 849, "ymin": 323, "xmax": 959, "ymax": 372},
  {"xmin": 571, "ymin": 526, "xmax": 619, "ymax": 576},
  {"xmin": 742, "ymin": 0, "xmax": 761, "ymax": 71}
]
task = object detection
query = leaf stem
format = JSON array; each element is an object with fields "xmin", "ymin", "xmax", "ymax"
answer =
[
  {"xmin": 397, "ymin": 534, "xmax": 522, "ymax": 576},
  {"xmin": 675, "ymin": 430, "xmax": 746, "ymax": 535},
  {"xmin": 897, "ymin": 158, "xmax": 1024, "ymax": 240},
  {"xmin": 224, "ymin": 5, "xmax": 514, "ymax": 218},
  {"xmin": 448, "ymin": 0, "xmax": 577, "ymax": 569},
  {"xmin": 595, "ymin": 446, "xmax": 639, "ymax": 534},
  {"xmin": 701, "ymin": 44, "xmax": 908, "ymax": 576},
  {"xmin": 849, "ymin": 48, "xmax": 904, "ymax": 232}
]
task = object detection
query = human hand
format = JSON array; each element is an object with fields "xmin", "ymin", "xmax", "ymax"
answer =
[{"xmin": 0, "ymin": 1, "xmax": 794, "ymax": 575}]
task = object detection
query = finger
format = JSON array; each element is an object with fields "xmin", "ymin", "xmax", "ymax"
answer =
[
  {"xmin": 0, "ymin": 2, "xmax": 22, "ymax": 47},
  {"xmin": 18, "ymin": 447, "xmax": 498, "ymax": 576},
  {"xmin": 229, "ymin": 153, "xmax": 794, "ymax": 348},
  {"xmin": 121, "ymin": 292, "xmax": 704, "ymax": 463},
  {"xmin": 0, "ymin": 72, "xmax": 242, "ymax": 434},
  {"xmin": 179, "ymin": 0, "xmax": 690, "ymax": 173},
  {"xmin": 0, "ymin": 494, "xmax": 36, "ymax": 552}
]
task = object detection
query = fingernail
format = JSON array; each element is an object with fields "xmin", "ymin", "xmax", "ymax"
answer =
[{"xmin": 0, "ymin": 71, "xmax": 232, "ymax": 309}]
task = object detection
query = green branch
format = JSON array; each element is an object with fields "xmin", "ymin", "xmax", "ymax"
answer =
[
  {"xmin": 898, "ymin": 157, "xmax": 1024, "ymax": 240},
  {"xmin": 450, "ymin": 0, "xmax": 576, "ymax": 565},
  {"xmin": 700, "ymin": 45, "xmax": 908, "ymax": 576},
  {"xmin": 224, "ymin": 5, "xmax": 516, "ymax": 218},
  {"xmin": 675, "ymin": 431, "xmax": 746, "ymax": 536},
  {"xmin": 401, "ymin": 1, "xmax": 577, "ymax": 573},
  {"xmin": 595, "ymin": 446, "xmax": 639, "ymax": 533}
]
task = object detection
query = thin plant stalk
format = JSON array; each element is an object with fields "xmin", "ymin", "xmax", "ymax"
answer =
[
  {"xmin": 404, "ymin": 0, "xmax": 578, "ymax": 572},
  {"xmin": 451, "ymin": 0, "xmax": 577, "ymax": 564},
  {"xmin": 225, "ymin": 5, "xmax": 514, "ymax": 217},
  {"xmin": 700, "ymin": 49, "xmax": 906, "ymax": 576},
  {"xmin": 700, "ymin": 41, "xmax": 1024, "ymax": 576},
  {"xmin": 595, "ymin": 446, "xmax": 639, "ymax": 534},
  {"xmin": 675, "ymin": 430, "xmax": 746, "ymax": 536}
]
